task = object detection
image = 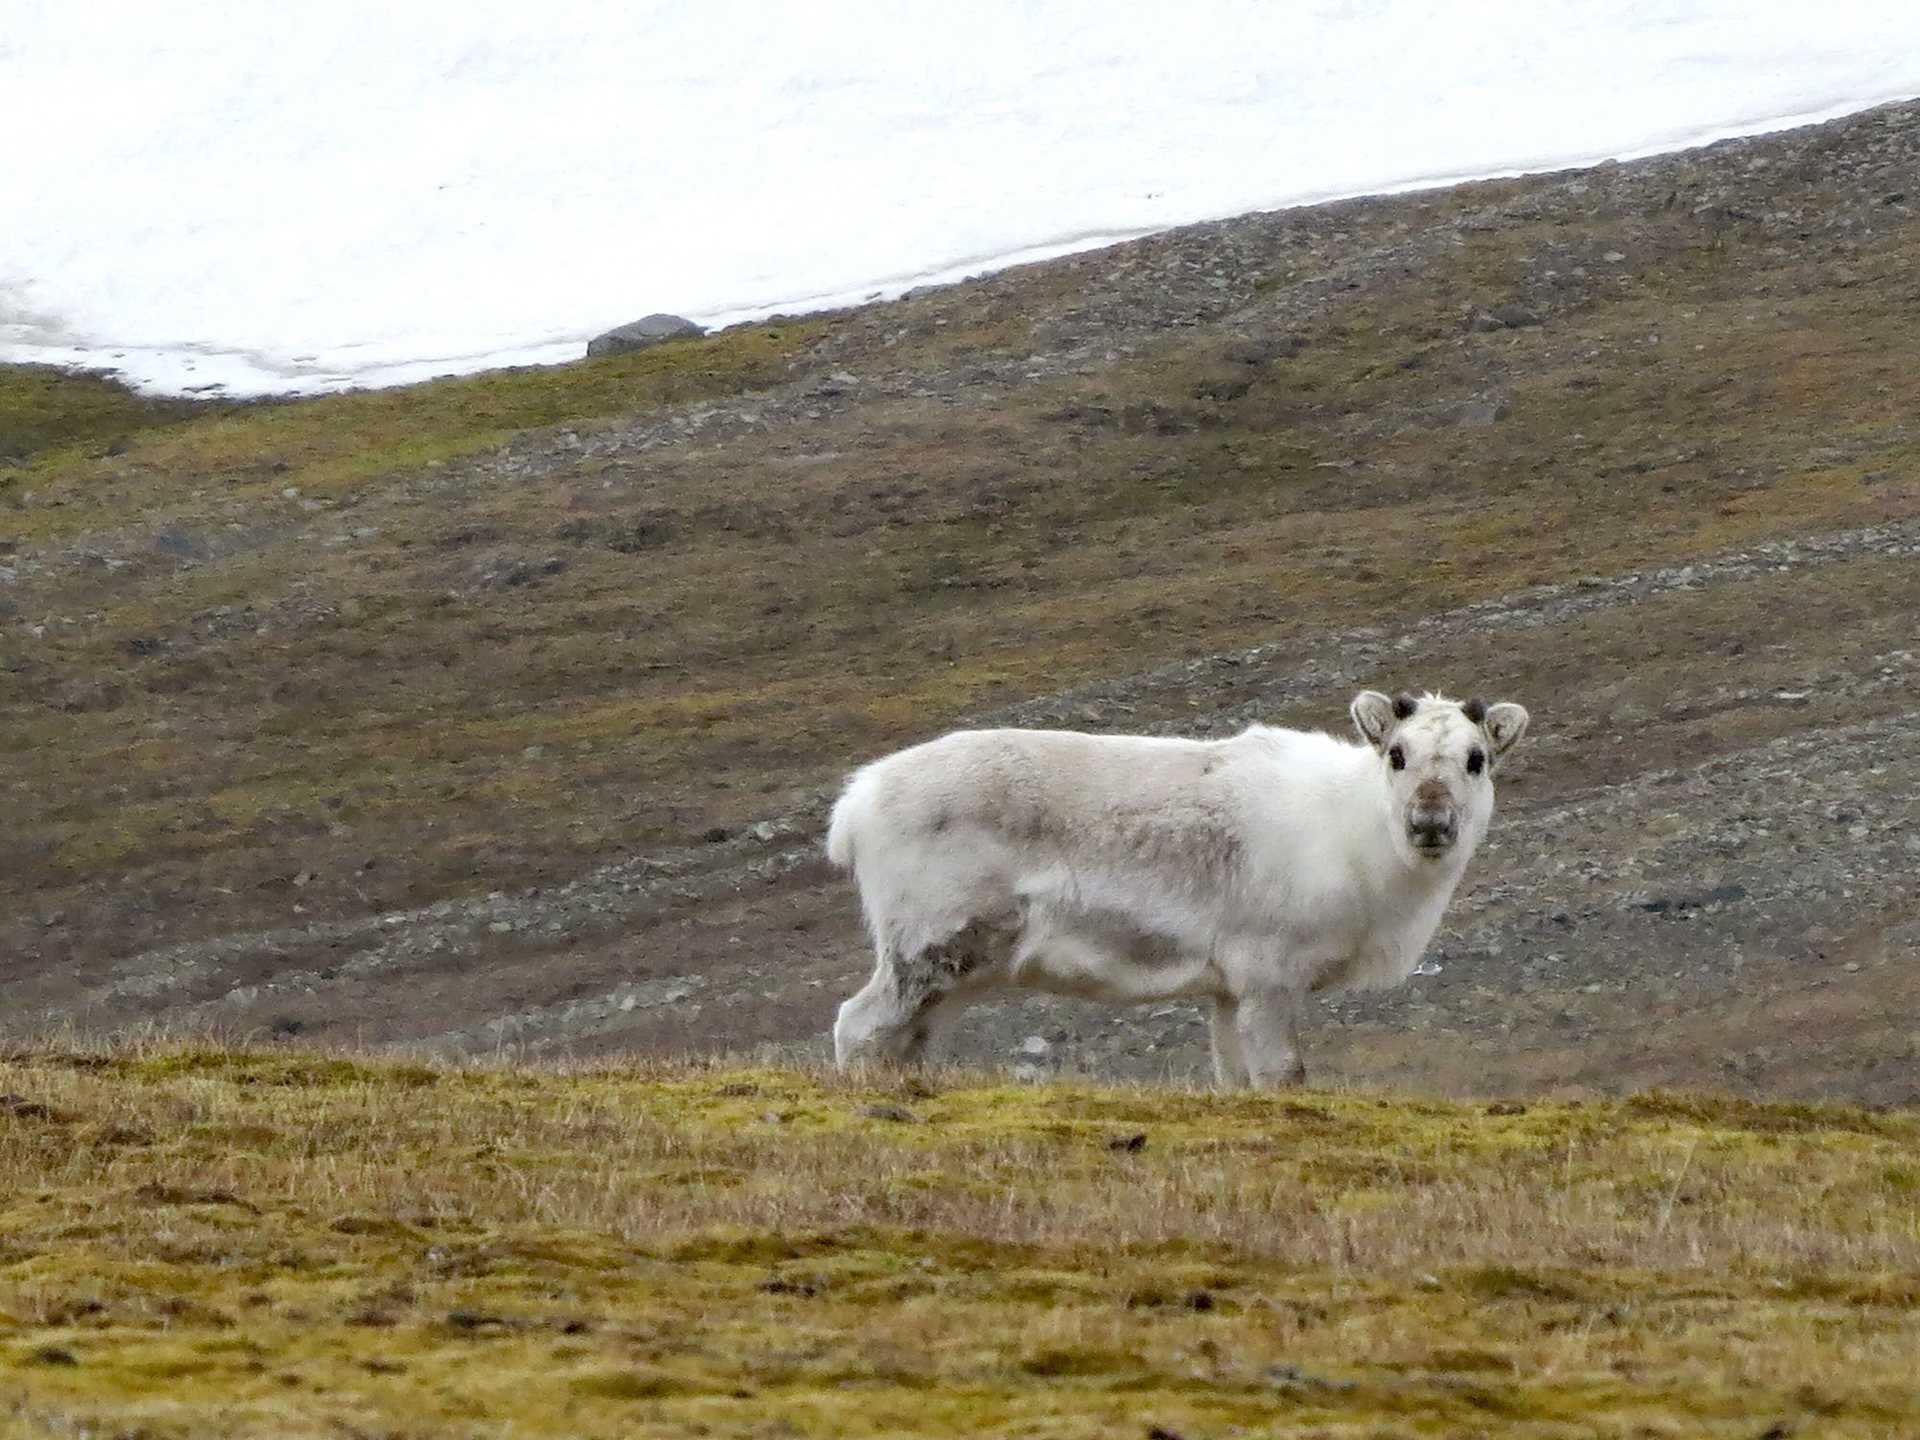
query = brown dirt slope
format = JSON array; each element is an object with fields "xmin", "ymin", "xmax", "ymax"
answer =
[{"xmin": 3, "ymin": 101, "xmax": 1917, "ymax": 1099}]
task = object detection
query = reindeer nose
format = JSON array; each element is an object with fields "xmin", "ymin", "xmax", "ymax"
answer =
[{"xmin": 1409, "ymin": 781, "xmax": 1457, "ymax": 849}]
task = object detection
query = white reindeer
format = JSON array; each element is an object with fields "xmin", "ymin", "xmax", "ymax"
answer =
[{"xmin": 826, "ymin": 690, "xmax": 1528, "ymax": 1087}]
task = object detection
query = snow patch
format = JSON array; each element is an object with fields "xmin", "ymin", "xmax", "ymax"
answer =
[{"xmin": 4, "ymin": 1, "xmax": 1919, "ymax": 396}]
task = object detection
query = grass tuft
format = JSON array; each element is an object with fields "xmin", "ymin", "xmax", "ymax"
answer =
[{"xmin": 0, "ymin": 1040, "xmax": 1914, "ymax": 1436}]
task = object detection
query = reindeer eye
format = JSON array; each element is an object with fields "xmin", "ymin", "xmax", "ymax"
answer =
[
  {"xmin": 1467, "ymin": 748, "xmax": 1486, "ymax": 776},
  {"xmin": 1387, "ymin": 744, "xmax": 1406, "ymax": 771}
]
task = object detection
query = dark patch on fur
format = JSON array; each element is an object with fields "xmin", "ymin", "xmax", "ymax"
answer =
[
  {"xmin": 1462, "ymin": 696, "xmax": 1488, "ymax": 725},
  {"xmin": 902, "ymin": 1015, "xmax": 934, "ymax": 1055},
  {"xmin": 1057, "ymin": 906, "xmax": 1189, "ymax": 971},
  {"xmin": 1009, "ymin": 800, "xmax": 1058, "ymax": 844},
  {"xmin": 894, "ymin": 917, "xmax": 1017, "ymax": 997},
  {"xmin": 927, "ymin": 806, "xmax": 952, "ymax": 835},
  {"xmin": 881, "ymin": 916, "xmax": 1021, "ymax": 1059},
  {"xmin": 1392, "ymin": 692, "xmax": 1419, "ymax": 720}
]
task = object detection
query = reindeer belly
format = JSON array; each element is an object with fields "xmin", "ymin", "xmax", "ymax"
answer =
[{"xmin": 1010, "ymin": 902, "xmax": 1213, "ymax": 1002}]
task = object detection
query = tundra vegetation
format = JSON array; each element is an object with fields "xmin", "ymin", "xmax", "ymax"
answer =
[{"xmin": 1, "ymin": 1040, "xmax": 1917, "ymax": 1438}]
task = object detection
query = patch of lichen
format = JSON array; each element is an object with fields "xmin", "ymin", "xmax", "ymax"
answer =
[{"xmin": 0, "ymin": 1044, "xmax": 1915, "ymax": 1436}]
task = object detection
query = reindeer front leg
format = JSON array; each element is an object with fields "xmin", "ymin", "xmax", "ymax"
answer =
[
  {"xmin": 1233, "ymin": 987, "xmax": 1309, "ymax": 1088},
  {"xmin": 1209, "ymin": 996, "xmax": 1251, "ymax": 1089}
]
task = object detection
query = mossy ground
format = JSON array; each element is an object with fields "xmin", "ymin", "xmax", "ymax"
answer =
[
  {"xmin": 0, "ymin": 366, "xmax": 207, "ymax": 466},
  {"xmin": 1, "ymin": 1043, "xmax": 1916, "ymax": 1437}
]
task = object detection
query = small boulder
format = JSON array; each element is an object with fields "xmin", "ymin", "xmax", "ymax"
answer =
[
  {"xmin": 152, "ymin": 528, "xmax": 206, "ymax": 561},
  {"xmin": 586, "ymin": 313, "xmax": 705, "ymax": 359},
  {"xmin": 1488, "ymin": 302, "xmax": 1542, "ymax": 328},
  {"xmin": 1467, "ymin": 303, "xmax": 1542, "ymax": 332},
  {"xmin": 856, "ymin": 1102, "xmax": 924, "ymax": 1124}
]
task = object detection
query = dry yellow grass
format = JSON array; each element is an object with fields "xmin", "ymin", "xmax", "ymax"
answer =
[{"xmin": 2, "ymin": 1040, "xmax": 1916, "ymax": 1437}]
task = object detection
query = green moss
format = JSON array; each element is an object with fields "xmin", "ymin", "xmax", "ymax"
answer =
[
  {"xmin": 0, "ymin": 1043, "xmax": 1914, "ymax": 1435},
  {"xmin": 0, "ymin": 364, "xmax": 206, "ymax": 468}
]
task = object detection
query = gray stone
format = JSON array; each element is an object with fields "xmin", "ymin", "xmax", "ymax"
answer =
[
  {"xmin": 856, "ymin": 1102, "xmax": 923, "ymax": 1124},
  {"xmin": 153, "ymin": 529, "xmax": 205, "ymax": 560},
  {"xmin": 1471, "ymin": 303, "xmax": 1543, "ymax": 331},
  {"xmin": 586, "ymin": 313, "xmax": 706, "ymax": 359}
]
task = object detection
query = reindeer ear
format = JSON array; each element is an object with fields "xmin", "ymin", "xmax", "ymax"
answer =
[
  {"xmin": 1485, "ymin": 702, "xmax": 1530, "ymax": 758},
  {"xmin": 1351, "ymin": 691, "xmax": 1397, "ymax": 750}
]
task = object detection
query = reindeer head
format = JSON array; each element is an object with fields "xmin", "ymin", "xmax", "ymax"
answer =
[{"xmin": 1350, "ymin": 690, "xmax": 1529, "ymax": 865}]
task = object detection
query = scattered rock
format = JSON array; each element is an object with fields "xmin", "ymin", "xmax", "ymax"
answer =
[
  {"xmin": 1194, "ymin": 375, "xmax": 1252, "ymax": 401},
  {"xmin": 856, "ymin": 1102, "xmax": 923, "ymax": 1124},
  {"xmin": 757, "ymin": 1275, "xmax": 822, "ymax": 1297},
  {"xmin": 1470, "ymin": 303, "xmax": 1543, "ymax": 330},
  {"xmin": 1632, "ymin": 884, "xmax": 1748, "ymax": 914},
  {"xmin": 1266, "ymin": 1364, "xmax": 1356, "ymax": 1393},
  {"xmin": 128, "ymin": 1181, "xmax": 257, "ymax": 1211},
  {"xmin": 586, "ymin": 313, "xmax": 705, "ymax": 358},
  {"xmin": 1220, "ymin": 335, "xmax": 1302, "ymax": 365},
  {"xmin": 444, "ymin": 1309, "xmax": 517, "ymax": 1332},
  {"xmin": 810, "ymin": 371, "xmax": 861, "ymax": 396},
  {"xmin": 0, "ymin": 1093, "xmax": 65, "ymax": 1122},
  {"xmin": 152, "ymin": 528, "xmax": 206, "ymax": 560}
]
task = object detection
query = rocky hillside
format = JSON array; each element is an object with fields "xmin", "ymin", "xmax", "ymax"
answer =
[{"xmin": 3, "ymin": 101, "xmax": 1917, "ymax": 1098}]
